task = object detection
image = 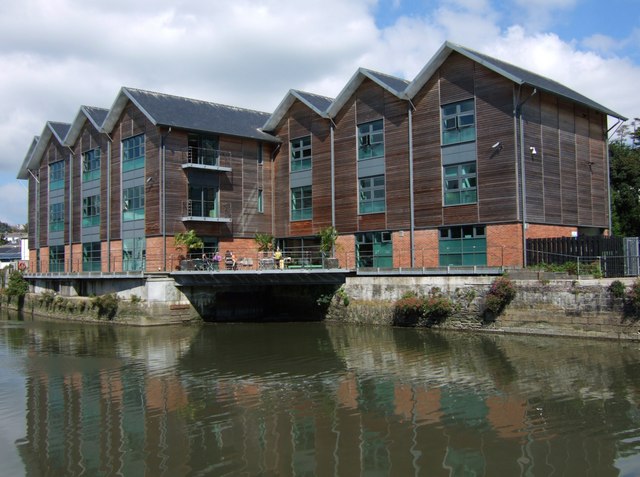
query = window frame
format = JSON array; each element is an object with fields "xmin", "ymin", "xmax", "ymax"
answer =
[
  {"xmin": 441, "ymin": 99, "xmax": 476, "ymax": 145},
  {"xmin": 49, "ymin": 161, "xmax": 65, "ymax": 191},
  {"xmin": 82, "ymin": 241, "xmax": 101, "ymax": 272},
  {"xmin": 82, "ymin": 194, "xmax": 101, "ymax": 228},
  {"xmin": 49, "ymin": 244, "xmax": 65, "ymax": 272},
  {"xmin": 122, "ymin": 134, "xmax": 145, "ymax": 172},
  {"xmin": 358, "ymin": 175, "xmax": 386, "ymax": 214},
  {"xmin": 290, "ymin": 136, "xmax": 312, "ymax": 172},
  {"xmin": 257, "ymin": 189, "xmax": 264, "ymax": 213},
  {"xmin": 49, "ymin": 202, "xmax": 64, "ymax": 232},
  {"xmin": 122, "ymin": 185, "xmax": 145, "ymax": 222},
  {"xmin": 357, "ymin": 119, "xmax": 384, "ymax": 160},
  {"xmin": 439, "ymin": 225, "xmax": 486, "ymax": 266},
  {"xmin": 82, "ymin": 148, "xmax": 101, "ymax": 182},
  {"xmin": 291, "ymin": 185, "xmax": 312, "ymax": 221},
  {"xmin": 443, "ymin": 161, "xmax": 477, "ymax": 206}
]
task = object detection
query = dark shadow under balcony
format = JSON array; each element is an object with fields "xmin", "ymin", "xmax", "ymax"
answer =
[{"xmin": 181, "ymin": 200, "xmax": 232, "ymax": 223}]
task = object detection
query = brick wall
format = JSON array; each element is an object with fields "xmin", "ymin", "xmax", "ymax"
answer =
[
  {"xmin": 527, "ymin": 224, "xmax": 577, "ymax": 239},
  {"xmin": 336, "ymin": 235, "xmax": 356, "ymax": 269},
  {"xmin": 414, "ymin": 229, "xmax": 439, "ymax": 267},
  {"xmin": 487, "ymin": 223, "xmax": 523, "ymax": 267}
]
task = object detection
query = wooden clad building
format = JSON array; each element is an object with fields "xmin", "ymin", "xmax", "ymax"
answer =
[{"xmin": 18, "ymin": 41, "xmax": 626, "ymax": 272}]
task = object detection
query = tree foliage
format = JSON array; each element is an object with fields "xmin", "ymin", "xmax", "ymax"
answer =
[
  {"xmin": 174, "ymin": 230, "xmax": 204, "ymax": 254},
  {"xmin": 610, "ymin": 118, "xmax": 640, "ymax": 236}
]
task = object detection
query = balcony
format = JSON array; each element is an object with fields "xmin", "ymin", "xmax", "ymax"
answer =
[
  {"xmin": 181, "ymin": 199, "xmax": 232, "ymax": 223},
  {"xmin": 180, "ymin": 146, "xmax": 233, "ymax": 172}
]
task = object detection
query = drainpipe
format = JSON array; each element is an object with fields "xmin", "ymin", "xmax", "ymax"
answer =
[
  {"xmin": 161, "ymin": 127, "xmax": 172, "ymax": 271},
  {"xmin": 270, "ymin": 143, "xmax": 281, "ymax": 238},
  {"xmin": 105, "ymin": 134, "xmax": 112, "ymax": 272},
  {"xmin": 606, "ymin": 119, "xmax": 624, "ymax": 235},
  {"xmin": 67, "ymin": 146, "xmax": 74, "ymax": 272},
  {"xmin": 330, "ymin": 119, "xmax": 336, "ymax": 228},
  {"xmin": 407, "ymin": 101, "xmax": 416, "ymax": 268},
  {"xmin": 515, "ymin": 86, "xmax": 537, "ymax": 267}
]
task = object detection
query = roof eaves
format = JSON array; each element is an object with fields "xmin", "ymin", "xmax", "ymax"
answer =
[
  {"xmin": 327, "ymin": 68, "xmax": 369, "ymax": 118},
  {"xmin": 17, "ymin": 136, "xmax": 40, "ymax": 180},
  {"xmin": 361, "ymin": 69, "xmax": 409, "ymax": 98}
]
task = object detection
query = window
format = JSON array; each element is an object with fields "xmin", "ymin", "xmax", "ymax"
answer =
[
  {"xmin": 82, "ymin": 242, "xmax": 101, "ymax": 272},
  {"xmin": 123, "ymin": 185, "xmax": 144, "ymax": 221},
  {"xmin": 359, "ymin": 175, "xmax": 385, "ymax": 214},
  {"xmin": 49, "ymin": 161, "xmax": 65, "ymax": 191},
  {"xmin": 82, "ymin": 148, "xmax": 100, "ymax": 182},
  {"xmin": 439, "ymin": 225, "xmax": 486, "ymax": 266},
  {"xmin": 82, "ymin": 195, "xmax": 100, "ymax": 227},
  {"xmin": 290, "ymin": 136, "xmax": 311, "ymax": 171},
  {"xmin": 257, "ymin": 142, "xmax": 263, "ymax": 165},
  {"xmin": 122, "ymin": 134, "xmax": 145, "ymax": 172},
  {"xmin": 442, "ymin": 99, "xmax": 475, "ymax": 145},
  {"xmin": 291, "ymin": 186, "xmax": 312, "ymax": 221},
  {"xmin": 49, "ymin": 245, "xmax": 65, "ymax": 272},
  {"xmin": 358, "ymin": 120, "xmax": 384, "ymax": 160},
  {"xmin": 356, "ymin": 231, "xmax": 392, "ymax": 268},
  {"xmin": 257, "ymin": 189, "xmax": 263, "ymax": 213},
  {"xmin": 444, "ymin": 162, "xmax": 477, "ymax": 205},
  {"xmin": 49, "ymin": 202, "xmax": 64, "ymax": 232},
  {"xmin": 188, "ymin": 185, "xmax": 217, "ymax": 218},
  {"xmin": 188, "ymin": 134, "xmax": 219, "ymax": 166},
  {"xmin": 123, "ymin": 237, "xmax": 145, "ymax": 271}
]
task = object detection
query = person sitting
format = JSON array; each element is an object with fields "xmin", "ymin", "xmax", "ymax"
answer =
[
  {"xmin": 274, "ymin": 247, "xmax": 284, "ymax": 270},
  {"xmin": 212, "ymin": 251, "xmax": 222, "ymax": 270}
]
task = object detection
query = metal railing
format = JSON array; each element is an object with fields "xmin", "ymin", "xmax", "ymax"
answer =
[
  {"xmin": 181, "ymin": 200, "xmax": 232, "ymax": 221},
  {"xmin": 182, "ymin": 147, "xmax": 234, "ymax": 170}
]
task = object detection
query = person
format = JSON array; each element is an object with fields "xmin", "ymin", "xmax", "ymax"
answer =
[
  {"xmin": 212, "ymin": 251, "xmax": 221, "ymax": 271},
  {"xmin": 274, "ymin": 247, "xmax": 284, "ymax": 270},
  {"xmin": 230, "ymin": 251, "xmax": 238, "ymax": 270}
]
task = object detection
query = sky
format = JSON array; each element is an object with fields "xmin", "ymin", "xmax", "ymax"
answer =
[{"xmin": 1, "ymin": 0, "xmax": 639, "ymax": 226}]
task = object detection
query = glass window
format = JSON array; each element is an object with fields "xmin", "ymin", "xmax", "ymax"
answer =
[
  {"xmin": 82, "ymin": 148, "xmax": 100, "ymax": 182},
  {"xmin": 359, "ymin": 175, "xmax": 385, "ymax": 214},
  {"xmin": 439, "ymin": 225, "xmax": 486, "ymax": 266},
  {"xmin": 290, "ymin": 136, "xmax": 312, "ymax": 171},
  {"xmin": 49, "ymin": 161, "xmax": 65, "ymax": 191},
  {"xmin": 82, "ymin": 242, "xmax": 101, "ymax": 272},
  {"xmin": 123, "ymin": 237, "xmax": 145, "ymax": 271},
  {"xmin": 188, "ymin": 134, "xmax": 219, "ymax": 166},
  {"xmin": 356, "ymin": 231, "xmax": 393, "ymax": 268},
  {"xmin": 188, "ymin": 185, "xmax": 217, "ymax": 218},
  {"xmin": 291, "ymin": 186, "xmax": 312, "ymax": 221},
  {"xmin": 49, "ymin": 202, "xmax": 64, "ymax": 232},
  {"xmin": 49, "ymin": 245, "xmax": 65, "ymax": 273},
  {"xmin": 82, "ymin": 195, "xmax": 100, "ymax": 228},
  {"xmin": 123, "ymin": 185, "xmax": 144, "ymax": 221},
  {"xmin": 257, "ymin": 189, "xmax": 263, "ymax": 213},
  {"xmin": 257, "ymin": 142, "xmax": 263, "ymax": 165},
  {"xmin": 442, "ymin": 99, "xmax": 475, "ymax": 145},
  {"xmin": 358, "ymin": 120, "xmax": 384, "ymax": 160},
  {"xmin": 444, "ymin": 161, "xmax": 477, "ymax": 205},
  {"xmin": 122, "ymin": 134, "xmax": 145, "ymax": 172}
]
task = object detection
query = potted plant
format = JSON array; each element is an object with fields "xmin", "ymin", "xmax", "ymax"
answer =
[
  {"xmin": 174, "ymin": 230, "xmax": 204, "ymax": 270},
  {"xmin": 318, "ymin": 226, "xmax": 339, "ymax": 268}
]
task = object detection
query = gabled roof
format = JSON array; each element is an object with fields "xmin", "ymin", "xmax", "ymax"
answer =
[
  {"xmin": 405, "ymin": 41, "xmax": 627, "ymax": 120},
  {"xmin": 64, "ymin": 105, "xmax": 109, "ymax": 146},
  {"xmin": 326, "ymin": 68, "xmax": 409, "ymax": 118},
  {"xmin": 17, "ymin": 122, "xmax": 70, "ymax": 180},
  {"xmin": 262, "ymin": 89, "xmax": 334, "ymax": 132},
  {"xmin": 102, "ymin": 87, "xmax": 279, "ymax": 142}
]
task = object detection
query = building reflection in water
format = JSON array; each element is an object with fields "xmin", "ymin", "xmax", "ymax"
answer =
[{"xmin": 9, "ymin": 320, "xmax": 640, "ymax": 476}]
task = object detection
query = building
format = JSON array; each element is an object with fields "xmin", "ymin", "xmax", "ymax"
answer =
[{"xmin": 17, "ymin": 41, "xmax": 626, "ymax": 273}]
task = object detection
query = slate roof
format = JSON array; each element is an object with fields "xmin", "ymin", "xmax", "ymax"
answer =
[
  {"xmin": 83, "ymin": 105, "xmax": 109, "ymax": 127},
  {"xmin": 103, "ymin": 87, "xmax": 279, "ymax": 142},
  {"xmin": 406, "ymin": 41, "xmax": 626, "ymax": 120},
  {"xmin": 262, "ymin": 89, "xmax": 334, "ymax": 132},
  {"xmin": 64, "ymin": 105, "xmax": 109, "ymax": 146},
  {"xmin": 17, "ymin": 123, "xmax": 71, "ymax": 180},
  {"xmin": 0, "ymin": 244, "xmax": 21, "ymax": 261}
]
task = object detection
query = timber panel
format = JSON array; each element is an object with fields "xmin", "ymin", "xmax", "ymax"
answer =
[
  {"xmin": 523, "ymin": 92, "xmax": 544, "ymax": 223},
  {"xmin": 559, "ymin": 101, "xmax": 578, "ymax": 224},
  {"xmin": 541, "ymin": 94, "xmax": 562, "ymax": 223},
  {"xmin": 333, "ymin": 97, "xmax": 359, "ymax": 233},
  {"xmin": 575, "ymin": 106, "xmax": 592, "ymax": 225}
]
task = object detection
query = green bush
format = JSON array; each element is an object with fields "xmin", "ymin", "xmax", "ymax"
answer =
[
  {"xmin": 626, "ymin": 279, "xmax": 640, "ymax": 317},
  {"xmin": 609, "ymin": 280, "xmax": 626, "ymax": 299},
  {"xmin": 484, "ymin": 276, "xmax": 517, "ymax": 317},
  {"xmin": 6, "ymin": 270, "xmax": 28, "ymax": 299},
  {"xmin": 393, "ymin": 294, "xmax": 424, "ymax": 326},
  {"xmin": 420, "ymin": 288, "xmax": 453, "ymax": 325},
  {"xmin": 91, "ymin": 293, "xmax": 119, "ymax": 320}
]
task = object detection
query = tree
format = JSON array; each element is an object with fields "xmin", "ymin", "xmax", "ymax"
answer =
[
  {"xmin": 174, "ymin": 230, "xmax": 204, "ymax": 256},
  {"xmin": 254, "ymin": 232, "xmax": 274, "ymax": 252},
  {"xmin": 610, "ymin": 119, "xmax": 640, "ymax": 236},
  {"xmin": 318, "ymin": 226, "xmax": 338, "ymax": 255}
]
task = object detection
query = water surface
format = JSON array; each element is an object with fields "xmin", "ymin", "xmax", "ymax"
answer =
[{"xmin": 2, "ymin": 309, "xmax": 640, "ymax": 476}]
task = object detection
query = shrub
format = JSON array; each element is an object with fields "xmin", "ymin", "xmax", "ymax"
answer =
[
  {"xmin": 420, "ymin": 288, "xmax": 453, "ymax": 325},
  {"xmin": 6, "ymin": 270, "xmax": 29, "ymax": 299},
  {"xmin": 130, "ymin": 294, "xmax": 142, "ymax": 304},
  {"xmin": 626, "ymin": 279, "xmax": 640, "ymax": 317},
  {"xmin": 40, "ymin": 290, "xmax": 56, "ymax": 308},
  {"xmin": 91, "ymin": 293, "xmax": 119, "ymax": 320},
  {"xmin": 393, "ymin": 294, "xmax": 424, "ymax": 326},
  {"xmin": 484, "ymin": 276, "xmax": 517, "ymax": 317},
  {"xmin": 609, "ymin": 280, "xmax": 626, "ymax": 299}
]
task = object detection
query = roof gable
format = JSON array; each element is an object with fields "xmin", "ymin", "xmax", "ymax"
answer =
[
  {"xmin": 406, "ymin": 41, "xmax": 626, "ymax": 120},
  {"xmin": 262, "ymin": 89, "xmax": 333, "ymax": 132},
  {"xmin": 17, "ymin": 122, "xmax": 70, "ymax": 180},
  {"xmin": 326, "ymin": 68, "xmax": 409, "ymax": 117},
  {"xmin": 102, "ymin": 87, "xmax": 279, "ymax": 142},
  {"xmin": 64, "ymin": 105, "xmax": 109, "ymax": 146}
]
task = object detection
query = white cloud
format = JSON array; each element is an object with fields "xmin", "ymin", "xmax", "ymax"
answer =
[{"xmin": 0, "ymin": 181, "xmax": 28, "ymax": 226}]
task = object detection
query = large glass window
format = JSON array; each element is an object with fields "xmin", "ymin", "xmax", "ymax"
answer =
[
  {"xmin": 444, "ymin": 162, "xmax": 477, "ymax": 205},
  {"xmin": 49, "ymin": 245, "xmax": 65, "ymax": 272},
  {"xmin": 123, "ymin": 237, "xmax": 145, "ymax": 272},
  {"xmin": 122, "ymin": 134, "xmax": 145, "ymax": 172},
  {"xmin": 358, "ymin": 120, "xmax": 384, "ymax": 160},
  {"xmin": 82, "ymin": 242, "xmax": 101, "ymax": 272},
  {"xmin": 356, "ymin": 231, "xmax": 392, "ymax": 268},
  {"xmin": 82, "ymin": 195, "xmax": 101, "ymax": 228},
  {"xmin": 82, "ymin": 148, "xmax": 101, "ymax": 182},
  {"xmin": 188, "ymin": 134, "xmax": 219, "ymax": 166},
  {"xmin": 188, "ymin": 185, "xmax": 217, "ymax": 218},
  {"xmin": 359, "ymin": 175, "xmax": 385, "ymax": 214},
  {"xmin": 291, "ymin": 186, "xmax": 312, "ymax": 221},
  {"xmin": 123, "ymin": 185, "xmax": 144, "ymax": 222},
  {"xmin": 439, "ymin": 225, "xmax": 486, "ymax": 266},
  {"xmin": 49, "ymin": 161, "xmax": 65, "ymax": 191},
  {"xmin": 290, "ymin": 136, "xmax": 312, "ymax": 171},
  {"xmin": 442, "ymin": 99, "xmax": 475, "ymax": 145},
  {"xmin": 49, "ymin": 202, "xmax": 64, "ymax": 232}
]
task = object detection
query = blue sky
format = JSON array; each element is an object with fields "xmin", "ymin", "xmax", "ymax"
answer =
[{"xmin": 0, "ymin": 0, "xmax": 638, "ymax": 226}]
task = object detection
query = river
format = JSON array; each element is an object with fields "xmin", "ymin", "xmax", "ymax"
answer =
[{"xmin": 1, "ymin": 309, "xmax": 640, "ymax": 476}]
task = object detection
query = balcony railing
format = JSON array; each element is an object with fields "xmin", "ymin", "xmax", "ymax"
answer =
[
  {"xmin": 181, "ymin": 146, "xmax": 233, "ymax": 172},
  {"xmin": 181, "ymin": 200, "xmax": 232, "ymax": 223}
]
